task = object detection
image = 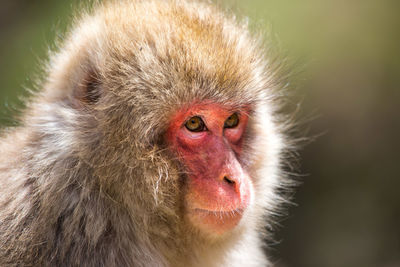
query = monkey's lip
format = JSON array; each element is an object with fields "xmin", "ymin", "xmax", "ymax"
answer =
[{"xmin": 189, "ymin": 207, "xmax": 245, "ymax": 234}]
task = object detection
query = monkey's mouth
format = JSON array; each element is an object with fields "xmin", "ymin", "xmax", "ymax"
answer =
[{"xmin": 189, "ymin": 208, "xmax": 245, "ymax": 234}]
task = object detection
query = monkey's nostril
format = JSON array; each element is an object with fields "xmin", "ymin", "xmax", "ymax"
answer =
[{"xmin": 223, "ymin": 176, "xmax": 235, "ymax": 185}]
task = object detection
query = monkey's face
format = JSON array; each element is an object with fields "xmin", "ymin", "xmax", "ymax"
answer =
[{"xmin": 166, "ymin": 102, "xmax": 254, "ymax": 236}]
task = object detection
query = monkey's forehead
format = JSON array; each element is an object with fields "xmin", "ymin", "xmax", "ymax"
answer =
[{"xmin": 66, "ymin": 0, "xmax": 278, "ymax": 102}]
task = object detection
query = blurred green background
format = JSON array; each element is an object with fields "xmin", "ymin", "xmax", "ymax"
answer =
[{"xmin": 1, "ymin": 0, "xmax": 399, "ymax": 266}]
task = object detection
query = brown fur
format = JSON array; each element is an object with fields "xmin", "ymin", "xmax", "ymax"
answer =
[{"xmin": 0, "ymin": 1, "xmax": 293, "ymax": 266}]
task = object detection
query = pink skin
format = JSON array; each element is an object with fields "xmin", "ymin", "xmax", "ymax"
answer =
[{"xmin": 166, "ymin": 102, "xmax": 253, "ymax": 235}]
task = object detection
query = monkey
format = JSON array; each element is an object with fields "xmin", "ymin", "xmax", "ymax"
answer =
[{"xmin": 0, "ymin": 0, "xmax": 295, "ymax": 266}]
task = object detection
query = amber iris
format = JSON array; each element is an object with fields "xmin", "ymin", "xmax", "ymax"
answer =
[
  {"xmin": 224, "ymin": 113, "xmax": 239, "ymax": 128},
  {"xmin": 185, "ymin": 116, "xmax": 205, "ymax": 132}
]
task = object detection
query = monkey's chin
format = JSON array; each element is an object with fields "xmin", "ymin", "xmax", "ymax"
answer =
[{"xmin": 188, "ymin": 208, "xmax": 244, "ymax": 236}]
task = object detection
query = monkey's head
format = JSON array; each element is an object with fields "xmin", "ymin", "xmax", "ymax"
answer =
[{"xmin": 37, "ymin": 0, "xmax": 287, "ymax": 241}]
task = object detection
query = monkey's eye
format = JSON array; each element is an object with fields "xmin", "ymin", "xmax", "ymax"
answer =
[
  {"xmin": 185, "ymin": 116, "xmax": 206, "ymax": 132},
  {"xmin": 224, "ymin": 113, "xmax": 239, "ymax": 128}
]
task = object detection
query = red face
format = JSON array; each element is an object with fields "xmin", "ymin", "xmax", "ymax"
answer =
[{"xmin": 166, "ymin": 102, "xmax": 253, "ymax": 235}]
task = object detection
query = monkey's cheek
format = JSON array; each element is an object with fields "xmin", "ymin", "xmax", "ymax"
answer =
[{"xmin": 187, "ymin": 209, "xmax": 244, "ymax": 235}]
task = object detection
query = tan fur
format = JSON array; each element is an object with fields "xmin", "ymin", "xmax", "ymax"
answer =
[{"xmin": 0, "ymin": 1, "xmax": 293, "ymax": 266}]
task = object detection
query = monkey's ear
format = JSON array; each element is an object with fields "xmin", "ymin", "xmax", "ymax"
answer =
[
  {"xmin": 72, "ymin": 68, "xmax": 102, "ymax": 107},
  {"xmin": 47, "ymin": 45, "xmax": 104, "ymax": 109}
]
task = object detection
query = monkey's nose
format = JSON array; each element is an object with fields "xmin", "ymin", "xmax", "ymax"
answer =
[
  {"xmin": 223, "ymin": 176, "xmax": 235, "ymax": 185},
  {"xmin": 223, "ymin": 175, "xmax": 241, "ymax": 193},
  {"xmin": 220, "ymin": 175, "xmax": 241, "ymax": 198}
]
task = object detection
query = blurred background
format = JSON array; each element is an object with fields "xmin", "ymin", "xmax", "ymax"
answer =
[{"xmin": 0, "ymin": 0, "xmax": 399, "ymax": 266}]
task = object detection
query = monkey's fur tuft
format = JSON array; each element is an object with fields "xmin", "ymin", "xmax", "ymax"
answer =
[{"xmin": 0, "ymin": 1, "xmax": 295, "ymax": 266}]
